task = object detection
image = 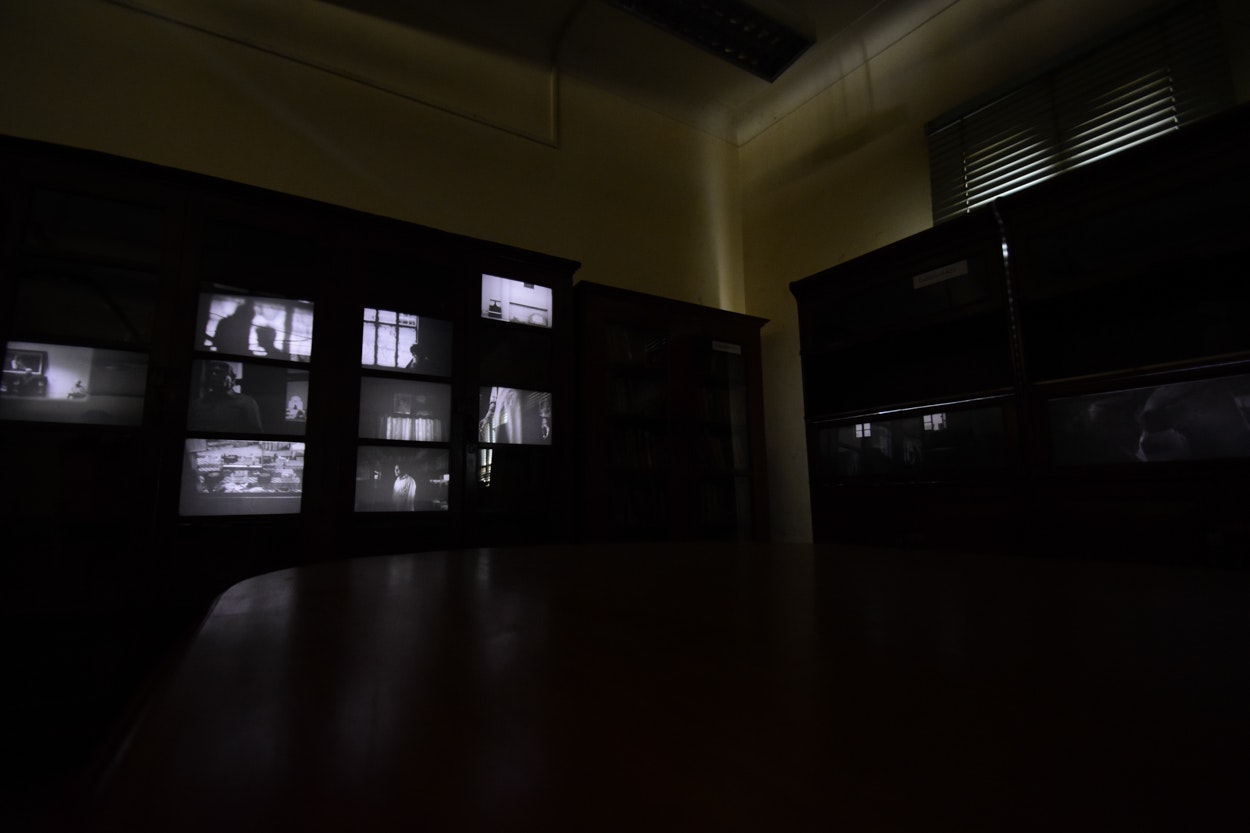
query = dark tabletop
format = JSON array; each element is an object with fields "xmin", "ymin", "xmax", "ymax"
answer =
[{"xmin": 83, "ymin": 542, "xmax": 1249, "ymax": 832}]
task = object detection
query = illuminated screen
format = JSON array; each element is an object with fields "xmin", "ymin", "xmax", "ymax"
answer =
[
  {"xmin": 478, "ymin": 386, "xmax": 552, "ymax": 445},
  {"xmin": 1049, "ymin": 375, "xmax": 1250, "ymax": 465},
  {"xmin": 186, "ymin": 359, "xmax": 308, "ymax": 436},
  {"xmin": 195, "ymin": 291, "xmax": 314, "ymax": 361},
  {"xmin": 179, "ymin": 439, "xmax": 305, "ymax": 516},
  {"xmin": 481, "ymin": 275, "xmax": 552, "ymax": 328},
  {"xmin": 354, "ymin": 446, "xmax": 450, "ymax": 512},
  {"xmin": 361, "ymin": 308, "xmax": 453, "ymax": 377},
  {"xmin": 1, "ymin": 341, "xmax": 147, "ymax": 426},
  {"xmin": 358, "ymin": 378, "xmax": 451, "ymax": 441},
  {"xmin": 815, "ymin": 404, "xmax": 1007, "ymax": 478}
]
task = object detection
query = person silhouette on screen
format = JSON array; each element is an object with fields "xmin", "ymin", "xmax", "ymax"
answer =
[
  {"xmin": 188, "ymin": 361, "xmax": 263, "ymax": 433},
  {"xmin": 212, "ymin": 300, "xmax": 255, "ymax": 356},
  {"xmin": 255, "ymin": 325, "xmax": 289, "ymax": 361},
  {"xmin": 404, "ymin": 343, "xmax": 422, "ymax": 371}
]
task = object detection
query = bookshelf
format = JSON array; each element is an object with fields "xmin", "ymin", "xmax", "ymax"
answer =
[{"xmin": 575, "ymin": 281, "xmax": 768, "ymax": 541}]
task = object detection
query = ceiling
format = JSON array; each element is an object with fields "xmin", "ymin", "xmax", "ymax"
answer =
[{"xmin": 322, "ymin": 0, "xmax": 960, "ymax": 144}]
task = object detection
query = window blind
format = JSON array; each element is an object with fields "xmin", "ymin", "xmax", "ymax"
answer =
[{"xmin": 927, "ymin": 0, "xmax": 1234, "ymax": 224}]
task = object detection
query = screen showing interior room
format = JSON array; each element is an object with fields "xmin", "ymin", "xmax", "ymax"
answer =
[
  {"xmin": 358, "ymin": 377, "xmax": 451, "ymax": 441},
  {"xmin": 1, "ymin": 341, "xmax": 147, "ymax": 426},
  {"xmin": 179, "ymin": 439, "xmax": 305, "ymax": 516},
  {"xmin": 480, "ymin": 275, "xmax": 552, "ymax": 328}
]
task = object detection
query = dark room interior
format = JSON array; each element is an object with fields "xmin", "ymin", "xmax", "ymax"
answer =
[{"xmin": 2, "ymin": 1, "xmax": 1249, "ymax": 830}]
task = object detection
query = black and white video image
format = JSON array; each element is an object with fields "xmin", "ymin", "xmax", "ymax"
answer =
[
  {"xmin": 196, "ymin": 291, "xmax": 314, "ymax": 362},
  {"xmin": 481, "ymin": 275, "xmax": 552, "ymax": 328},
  {"xmin": 186, "ymin": 359, "xmax": 308, "ymax": 436},
  {"xmin": 1049, "ymin": 374, "xmax": 1250, "ymax": 464},
  {"xmin": 179, "ymin": 439, "xmax": 305, "ymax": 516},
  {"xmin": 1, "ymin": 341, "xmax": 147, "ymax": 426},
  {"xmin": 358, "ymin": 377, "xmax": 451, "ymax": 441},
  {"xmin": 361, "ymin": 308, "xmax": 453, "ymax": 377},
  {"xmin": 478, "ymin": 386, "xmax": 552, "ymax": 445},
  {"xmin": 354, "ymin": 446, "xmax": 451, "ymax": 512}
]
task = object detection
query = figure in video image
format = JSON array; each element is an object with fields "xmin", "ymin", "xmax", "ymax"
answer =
[
  {"xmin": 187, "ymin": 361, "xmax": 263, "ymax": 433},
  {"xmin": 199, "ymin": 293, "xmax": 314, "ymax": 361},
  {"xmin": 478, "ymin": 387, "xmax": 552, "ymax": 445},
  {"xmin": 1, "ymin": 342, "xmax": 147, "ymax": 425},
  {"xmin": 354, "ymin": 447, "xmax": 450, "ymax": 512},
  {"xmin": 1050, "ymin": 374, "xmax": 1250, "ymax": 465}
]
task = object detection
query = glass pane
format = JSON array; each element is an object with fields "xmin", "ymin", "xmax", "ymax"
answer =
[
  {"xmin": 605, "ymin": 324, "xmax": 667, "ymax": 368},
  {"xmin": 698, "ymin": 475, "xmax": 752, "ymax": 537},
  {"xmin": 475, "ymin": 445, "xmax": 551, "ymax": 513},
  {"xmin": 25, "ymin": 189, "xmax": 165, "ymax": 265},
  {"xmin": 361, "ymin": 322, "xmax": 377, "ymax": 366},
  {"xmin": 1, "ymin": 341, "xmax": 146, "ymax": 426},
  {"xmin": 186, "ymin": 359, "xmax": 308, "ymax": 436},
  {"xmin": 814, "ymin": 403, "xmax": 1008, "ymax": 479},
  {"xmin": 358, "ymin": 378, "xmax": 451, "ymax": 441},
  {"xmin": 696, "ymin": 341, "xmax": 750, "ymax": 472},
  {"xmin": 479, "ymin": 326, "xmax": 552, "ymax": 390},
  {"xmin": 12, "ymin": 262, "xmax": 157, "ymax": 346},
  {"xmin": 354, "ymin": 446, "xmax": 450, "ymax": 512},
  {"xmin": 1049, "ymin": 374, "xmax": 1250, "ymax": 465}
]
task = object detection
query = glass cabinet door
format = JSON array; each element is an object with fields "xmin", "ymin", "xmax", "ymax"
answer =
[{"xmin": 688, "ymin": 339, "xmax": 754, "ymax": 539}]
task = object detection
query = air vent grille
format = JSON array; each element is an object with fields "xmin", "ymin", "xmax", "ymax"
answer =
[{"xmin": 605, "ymin": 0, "xmax": 813, "ymax": 82}]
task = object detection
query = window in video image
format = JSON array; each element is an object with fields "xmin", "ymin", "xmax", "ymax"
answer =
[
  {"xmin": 186, "ymin": 359, "xmax": 309, "ymax": 436},
  {"xmin": 1049, "ymin": 374, "xmax": 1250, "ymax": 465},
  {"xmin": 179, "ymin": 439, "xmax": 305, "ymax": 516},
  {"xmin": 354, "ymin": 446, "xmax": 451, "ymax": 512},
  {"xmin": 195, "ymin": 292, "xmax": 314, "ymax": 362},
  {"xmin": 481, "ymin": 275, "xmax": 552, "ymax": 328},
  {"xmin": 816, "ymin": 404, "xmax": 1007, "ymax": 478},
  {"xmin": 358, "ymin": 377, "xmax": 451, "ymax": 442},
  {"xmin": 361, "ymin": 308, "xmax": 453, "ymax": 377},
  {"xmin": 1, "ymin": 341, "xmax": 147, "ymax": 426},
  {"xmin": 478, "ymin": 386, "xmax": 552, "ymax": 445}
]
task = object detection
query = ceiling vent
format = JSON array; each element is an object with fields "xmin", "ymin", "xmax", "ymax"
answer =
[{"xmin": 603, "ymin": 0, "xmax": 814, "ymax": 82}]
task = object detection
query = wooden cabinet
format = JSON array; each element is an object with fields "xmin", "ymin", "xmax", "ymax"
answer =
[
  {"xmin": 790, "ymin": 209, "xmax": 1023, "ymax": 552},
  {"xmin": 574, "ymin": 281, "xmax": 768, "ymax": 541},
  {"xmin": 790, "ymin": 101, "xmax": 1250, "ymax": 566},
  {"xmin": 0, "ymin": 137, "xmax": 579, "ymax": 602}
]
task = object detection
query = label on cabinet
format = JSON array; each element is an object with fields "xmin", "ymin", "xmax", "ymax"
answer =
[
  {"xmin": 912, "ymin": 260, "xmax": 969, "ymax": 289},
  {"xmin": 712, "ymin": 341, "xmax": 742, "ymax": 354}
]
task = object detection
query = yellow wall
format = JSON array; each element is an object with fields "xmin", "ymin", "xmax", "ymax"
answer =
[
  {"xmin": 0, "ymin": 0, "xmax": 743, "ymax": 311},
  {"xmin": 2, "ymin": 0, "xmax": 1246, "ymax": 543}
]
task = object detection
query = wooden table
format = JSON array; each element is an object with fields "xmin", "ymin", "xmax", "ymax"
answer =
[{"xmin": 83, "ymin": 543, "xmax": 1249, "ymax": 831}]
